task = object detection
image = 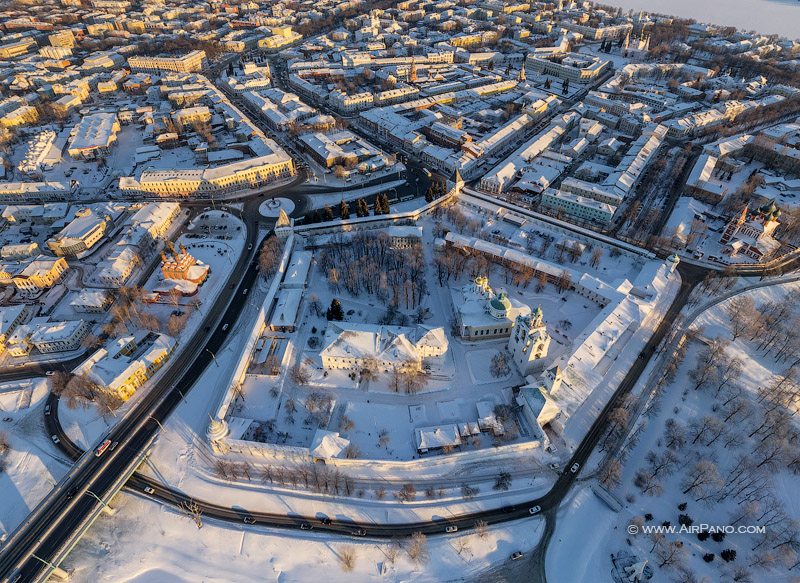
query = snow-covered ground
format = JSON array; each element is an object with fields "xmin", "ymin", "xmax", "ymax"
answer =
[
  {"xmin": 0, "ymin": 379, "xmax": 70, "ymax": 539},
  {"xmin": 548, "ymin": 279, "xmax": 800, "ymax": 582},
  {"xmin": 67, "ymin": 493, "xmax": 544, "ymax": 583}
]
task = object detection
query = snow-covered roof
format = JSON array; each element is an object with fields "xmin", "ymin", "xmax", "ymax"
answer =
[{"xmin": 309, "ymin": 430, "xmax": 349, "ymax": 458}]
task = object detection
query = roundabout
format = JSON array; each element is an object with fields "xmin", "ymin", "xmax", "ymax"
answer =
[{"xmin": 258, "ymin": 197, "xmax": 295, "ymax": 218}]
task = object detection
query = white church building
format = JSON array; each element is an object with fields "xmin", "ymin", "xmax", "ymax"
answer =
[{"xmin": 507, "ymin": 306, "xmax": 551, "ymax": 376}]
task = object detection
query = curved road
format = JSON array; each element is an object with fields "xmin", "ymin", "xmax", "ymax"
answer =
[{"xmin": 2, "ymin": 212, "xmax": 799, "ymax": 582}]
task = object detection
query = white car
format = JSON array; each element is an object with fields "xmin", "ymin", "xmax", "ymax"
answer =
[
  {"xmin": 570, "ymin": 463, "xmax": 581, "ymax": 474},
  {"xmin": 528, "ymin": 506, "xmax": 541, "ymax": 515},
  {"xmin": 445, "ymin": 525, "xmax": 458, "ymax": 533}
]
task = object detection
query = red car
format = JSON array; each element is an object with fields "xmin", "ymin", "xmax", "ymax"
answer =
[{"xmin": 95, "ymin": 438, "xmax": 112, "ymax": 457}]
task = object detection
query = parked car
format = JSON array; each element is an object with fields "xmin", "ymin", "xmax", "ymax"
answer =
[
  {"xmin": 510, "ymin": 551, "xmax": 524, "ymax": 561},
  {"xmin": 51, "ymin": 435, "xmax": 60, "ymax": 444},
  {"xmin": 243, "ymin": 516, "xmax": 256, "ymax": 524},
  {"xmin": 300, "ymin": 522, "xmax": 313, "ymax": 530}
]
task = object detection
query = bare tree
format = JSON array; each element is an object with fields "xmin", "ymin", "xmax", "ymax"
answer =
[
  {"xmin": 654, "ymin": 538, "xmax": 687, "ymax": 570},
  {"xmin": 598, "ymin": 458, "xmax": 623, "ymax": 490},
  {"xmin": 289, "ymin": 364, "xmax": 311, "ymax": 385},
  {"xmin": 406, "ymin": 532, "xmax": 429, "ymax": 565},
  {"xmin": 397, "ymin": 483, "xmax": 416, "ymax": 502},
  {"xmin": 682, "ymin": 460, "xmax": 723, "ymax": 500},
  {"xmin": 474, "ymin": 520, "xmax": 489, "ymax": 539},
  {"xmin": 178, "ymin": 499, "xmax": 203, "ymax": 529},
  {"xmin": 338, "ymin": 545, "xmax": 357, "ymax": 572}
]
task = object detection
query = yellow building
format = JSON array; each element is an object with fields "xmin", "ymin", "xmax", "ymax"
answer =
[
  {"xmin": 11, "ymin": 256, "xmax": 68, "ymax": 294},
  {"xmin": 128, "ymin": 50, "xmax": 207, "ymax": 74},
  {"xmin": 73, "ymin": 332, "xmax": 177, "ymax": 401}
]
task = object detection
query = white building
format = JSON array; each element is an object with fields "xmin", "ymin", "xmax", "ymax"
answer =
[
  {"xmin": 28, "ymin": 319, "xmax": 90, "ymax": 354},
  {"xmin": 451, "ymin": 276, "xmax": 531, "ymax": 340},
  {"xmin": 67, "ymin": 113, "xmax": 120, "ymax": 160},
  {"xmin": 320, "ymin": 322, "xmax": 448, "ymax": 371},
  {"xmin": 507, "ymin": 307, "xmax": 551, "ymax": 376}
]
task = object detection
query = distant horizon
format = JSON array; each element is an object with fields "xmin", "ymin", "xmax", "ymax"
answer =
[{"xmin": 598, "ymin": 0, "xmax": 800, "ymax": 39}]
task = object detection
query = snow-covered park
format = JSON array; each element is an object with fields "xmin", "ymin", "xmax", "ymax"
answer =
[{"xmin": 549, "ymin": 280, "xmax": 800, "ymax": 582}]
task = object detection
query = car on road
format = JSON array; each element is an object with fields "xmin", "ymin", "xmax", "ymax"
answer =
[
  {"xmin": 143, "ymin": 486, "xmax": 155, "ymax": 495},
  {"xmin": 570, "ymin": 463, "xmax": 581, "ymax": 474},
  {"xmin": 501, "ymin": 505, "xmax": 516, "ymax": 514},
  {"xmin": 351, "ymin": 528, "xmax": 367, "ymax": 537},
  {"xmin": 445, "ymin": 525, "xmax": 458, "ymax": 533},
  {"xmin": 510, "ymin": 551, "xmax": 524, "ymax": 561},
  {"xmin": 528, "ymin": 506, "xmax": 541, "ymax": 515},
  {"xmin": 45, "ymin": 370, "xmax": 55, "ymax": 376},
  {"xmin": 65, "ymin": 487, "xmax": 78, "ymax": 500},
  {"xmin": 247, "ymin": 243, "xmax": 253, "ymax": 250},
  {"xmin": 242, "ymin": 288, "xmax": 248, "ymax": 296},
  {"xmin": 222, "ymin": 323, "xmax": 229, "ymax": 331},
  {"xmin": 300, "ymin": 522, "xmax": 313, "ymax": 530},
  {"xmin": 320, "ymin": 517, "xmax": 332, "ymax": 525},
  {"xmin": 109, "ymin": 441, "xmax": 118, "ymax": 451},
  {"xmin": 2, "ymin": 416, "xmax": 12, "ymax": 422},
  {"xmin": 51, "ymin": 434, "xmax": 60, "ymax": 444},
  {"xmin": 243, "ymin": 516, "xmax": 256, "ymax": 524},
  {"xmin": 44, "ymin": 404, "xmax": 51, "ymax": 416},
  {"xmin": 95, "ymin": 438, "xmax": 112, "ymax": 457}
]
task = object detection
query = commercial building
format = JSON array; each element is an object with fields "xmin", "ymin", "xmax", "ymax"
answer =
[
  {"xmin": 119, "ymin": 152, "xmax": 295, "ymax": 197},
  {"xmin": 73, "ymin": 332, "xmax": 177, "ymax": 401},
  {"xmin": 525, "ymin": 50, "xmax": 610, "ymax": 84},
  {"xmin": 28, "ymin": 319, "xmax": 90, "ymax": 354},
  {"xmin": 10, "ymin": 256, "xmax": 69, "ymax": 295},
  {"xmin": 46, "ymin": 207, "xmax": 111, "ymax": 257},
  {"xmin": 66, "ymin": 113, "xmax": 121, "ymax": 160},
  {"xmin": 540, "ymin": 189, "xmax": 616, "ymax": 225},
  {"xmin": 127, "ymin": 50, "xmax": 207, "ymax": 74}
]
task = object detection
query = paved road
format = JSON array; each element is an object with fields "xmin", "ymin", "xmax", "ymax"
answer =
[{"xmin": 0, "ymin": 202, "xmax": 263, "ymax": 582}]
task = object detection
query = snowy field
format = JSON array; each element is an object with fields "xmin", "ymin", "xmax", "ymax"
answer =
[
  {"xmin": 66, "ymin": 492, "xmax": 545, "ymax": 583},
  {"xmin": 0, "ymin": 379, "xmax": 69, "ymax": 539},
  {"xmin": 548, "ymin": 280, "xmax": 800, "ymax": 582}
]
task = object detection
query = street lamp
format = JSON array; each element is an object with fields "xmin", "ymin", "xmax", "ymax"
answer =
[
  {"xmin": 148, "ymin": 415, "xmax": 168, "ymax": 433},
  {"xmin": 206, "ymin": 348, "xmax": 219, "ymax": 367},
  {"xmin": 30, "ymin": 554, "xmax": 69, "ymax": 580},
  {"xmin": 84, "ymin": 489, "xmax": 115, "ymax": 515}
]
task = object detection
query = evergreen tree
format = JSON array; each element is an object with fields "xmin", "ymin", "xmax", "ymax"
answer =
[
  {"xmin": 339, "ymin": 199, "xmax": 350, "ymax": 220},
  {"xmin": 322, "ymin": 205, "xmax": 334, "ymax": 221},
  {"xmin": 425, "ymin": 188, "xmax": 434, "ymax": 203},
  {"xmin": 356, "ymin": 198, "xmax": 369, "ymax": 217},
  {"xmin": 326, "ymin": 298, "xmax": 344, "ymax": 321}
]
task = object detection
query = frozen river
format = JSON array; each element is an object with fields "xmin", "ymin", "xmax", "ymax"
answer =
[{"xmin": 599, "ymin": 0, "xmax": 800, "ymax": 39}]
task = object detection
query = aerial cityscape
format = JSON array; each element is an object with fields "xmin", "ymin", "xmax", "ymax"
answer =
[{"xmin": 0, "ymin": 0, "xmax": 798, "ymax": 582}]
